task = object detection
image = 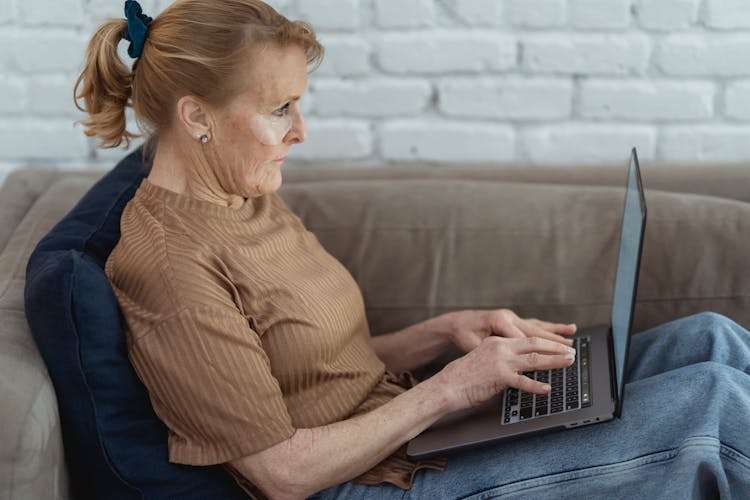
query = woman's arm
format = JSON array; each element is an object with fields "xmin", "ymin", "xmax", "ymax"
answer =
[
  {"xmin": 231, "ymin": 375, "xmax": 450, "ymax": 499},
  {"xmin": 369, "ymin": 312, "xmax": 456, "ymax": 373},
  {"xmin": 230, "ymin": 335, "xmax": 577, "ymax": 499},
  {"xmin": 370, "ymin": 309, "xmax": 576, "ymax": 373}
]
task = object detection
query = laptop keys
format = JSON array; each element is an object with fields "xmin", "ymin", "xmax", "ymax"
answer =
[{"xmin": 502, "ymin": 337, "xmax": 592, "ymax": 425}]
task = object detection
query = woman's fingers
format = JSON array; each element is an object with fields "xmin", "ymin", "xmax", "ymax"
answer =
[
  {"xmin": 524, "ymin": 322, "xmax": 574, "ymax": 346},
  {"xmin": 505, "ymin": 337, "xmax": 576, "ymax": 374},
  {"xmin": 441, "ymin": 331, "xmax": 577, "ymax": 410},
  {"xmin": 505, "ymin": 352, "xmax": 575, "ymax": 394},
  {"xmin": 529, "ymin": 318, "xmax": 577, "ymax": 336},
  {"xmin": 504, "ymin": 323, "xmax": 526, "ymax": 339},
  {"xmin": 511, "ymin": 336, "xmax": 577, "ymax": 356},
  {"xmin": 511, "ymin": 372, "xmax": 553, "ymax": 395},
  {"xmin": 518, "ymin": 351, "xmax": 575, "ymax": 373}
]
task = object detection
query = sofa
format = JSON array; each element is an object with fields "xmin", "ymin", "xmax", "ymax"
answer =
[{"xmin": 2, "ymin": 150, "xmax": 750, "ymax": 499}]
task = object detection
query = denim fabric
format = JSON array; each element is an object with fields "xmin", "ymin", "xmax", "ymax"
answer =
[{"xmin": 312, "ymin": 312, "xmax": 750, "ymax": 499}]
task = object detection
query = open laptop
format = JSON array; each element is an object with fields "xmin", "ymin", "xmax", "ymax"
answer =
[{"xmin": 407, "ymin": 147, "xmax": 647, "ymax": 460}]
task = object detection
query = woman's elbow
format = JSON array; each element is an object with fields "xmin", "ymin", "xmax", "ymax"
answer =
[{"xmin": 230, "ymin": 454, "xmax": 312, "ymax": 500}]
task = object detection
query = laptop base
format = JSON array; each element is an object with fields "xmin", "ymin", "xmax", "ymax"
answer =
[{"xmin": 406, "ymin": 325, "xmax": 617, "ymax": 460}]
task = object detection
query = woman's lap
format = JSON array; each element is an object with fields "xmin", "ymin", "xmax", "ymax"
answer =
[
  {"xmin": 312, "ymin": 312, "xmax": 750, "ymax": 499},
  {"xmin": 626, "ymin": 311, "xmax": 750, "ymax": 381}
]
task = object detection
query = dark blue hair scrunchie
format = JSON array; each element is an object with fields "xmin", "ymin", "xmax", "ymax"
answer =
[{"xmin": 123, "ymin": 0, "xmax": 153, "ymax": 59}]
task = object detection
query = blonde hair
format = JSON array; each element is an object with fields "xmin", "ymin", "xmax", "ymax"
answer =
[{"xmin": 74, "ymin": 0, "xmax": 323, "ymax": 158}]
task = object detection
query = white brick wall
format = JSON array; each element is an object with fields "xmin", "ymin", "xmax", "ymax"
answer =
[
  {"xmin": 312, "ymin": 79, "xmax": 433, "ymax": 116},
  {"xmin": 523, "ymin": 124, "xmax": 657, "ymax": 164},
  {"xmin": 377, "ymin": 33, "xmax": 516, "ymax": 74},
  {"xmin": 636, "ymin": 0, "xmax": 699, "ymax": 31},
  {"xmin": 438, "ymin": 78, "xmax": 573, "ymax": 120},
  {"xmin": 2, "ymin": 0, "xmax": 750, "ymax": 186},
  {"xmin": 523, "ymin": 34, "xmax": 651, "ymax": 75},
  {"xmin": 660, "ymin": 126, "xmax": 750, "ymax": 162},
  {"xmin": 657, "ymin": 35, "xmax": 750, "ymax": 76},
  {"xmin": 570, "ymin": 0, "xmax": 630, "ymax": 30},
  {"xmin": 382, "ymin": 121, "xmax": 516, "ymax": 162},
  {"xmin": 451, "ymin": 0, "xmax": 504, "ymax": 27},
  {"xmin": 726, "ymin": 82, "xmax": 750, "ymax": 121},
  {"xmin": 508, "ymin": 0, "xmax": 566, "ymax": 29},
  {"xmin": 578, "ymin": 80, "xmax": 714, "ymax": 120},
  {"xmin": 705, "ymin": 0, "xmax": 750, "ymax": 30},
  {"xmin": 297, "ymin": 0, "xmax": 360, "ymax": 31},
  {"xmin": 375, "ymin": 0, "xmax": 436, "ymax": 28}
]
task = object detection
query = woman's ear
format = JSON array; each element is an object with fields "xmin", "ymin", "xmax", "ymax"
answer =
[{"xmin": 176, "ymin": 95, "xmax": 212, "ymax": 140}]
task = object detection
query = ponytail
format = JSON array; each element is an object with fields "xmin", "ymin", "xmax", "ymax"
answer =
[
  {"xmin": 74, "ymin": 19, "xmax": 141, "ymax": 149},
  {"xmin": 74, "ymin": 0, "xmax": 323, "ymax": 154}
]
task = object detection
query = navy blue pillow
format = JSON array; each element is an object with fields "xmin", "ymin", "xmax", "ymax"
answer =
[{"xmin": 24, "ymin": 149, "xmax": 248, "ymax": 499}]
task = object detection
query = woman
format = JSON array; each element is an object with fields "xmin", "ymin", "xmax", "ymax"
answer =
[{"xmin": 75, "ymin": 1, "xmax": 750, "ymax": 498}]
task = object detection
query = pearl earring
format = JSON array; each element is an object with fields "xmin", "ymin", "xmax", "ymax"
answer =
[{"xmin": 199, "ymin": 134, "xmax": 209, "ymax": 144}]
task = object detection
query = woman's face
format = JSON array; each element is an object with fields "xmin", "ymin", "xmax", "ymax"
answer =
[{"xmin": 210, "ymin": 44, "xmax": 308, "ymax": 199}]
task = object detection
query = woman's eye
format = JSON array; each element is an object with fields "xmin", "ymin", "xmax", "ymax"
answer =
[{"xmin": 273, "ymin": 102, "xmax": 291, "ymax": 117}]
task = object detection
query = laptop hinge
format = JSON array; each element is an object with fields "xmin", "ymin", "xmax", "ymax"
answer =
[{"xmin": 607, "ymin": 329, "xmax": 620, "ymax": 414}]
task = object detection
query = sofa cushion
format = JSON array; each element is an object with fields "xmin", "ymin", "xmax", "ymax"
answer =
[
  {"xmin": 24, "ymin": 149, "xmax": 247, "ymax": 499},
  {"xmin": 281, "ymin": 179, "xmax": 750, "ymax": 338},
  {"xmin": 0, "ymin": 169, "xmax": 101, "ymax": 256},
  {"xmin": 0, "ymin": 177, "xmax": 100, "ymax": 500}
]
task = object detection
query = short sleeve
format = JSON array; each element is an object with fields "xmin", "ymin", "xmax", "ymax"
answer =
[{"xmin": 128, "ymin": 305, "xmax": 296, "ymax": 466}]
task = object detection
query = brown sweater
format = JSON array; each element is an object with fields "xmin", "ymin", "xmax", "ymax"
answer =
[{"xmin": 105, "ymin": 179, "xmax": 445, "ymax": 495}]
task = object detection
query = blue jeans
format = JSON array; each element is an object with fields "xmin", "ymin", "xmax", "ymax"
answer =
[{"xmin": 312, "ymin": 312, "xmax": 750, "ymax": 499}]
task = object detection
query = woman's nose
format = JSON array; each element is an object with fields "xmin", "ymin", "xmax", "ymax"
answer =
[{"xmin": 285, "ymin": 103, "xmax": 307, "ymax": 145}]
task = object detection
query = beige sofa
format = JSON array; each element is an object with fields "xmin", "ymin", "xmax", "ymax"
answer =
[{"xmin": 2, "ymin": 162, "xmax": 750, "ymax": 499}]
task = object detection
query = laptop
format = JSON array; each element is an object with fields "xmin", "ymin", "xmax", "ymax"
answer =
[{"xmin": 407, "ymin": 147, "xmax": 647, "ymax": 460}]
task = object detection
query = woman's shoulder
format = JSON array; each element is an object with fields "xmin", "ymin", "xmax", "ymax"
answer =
[
  {"xmin": 105, "ymin": 238, "xmax": 242, "ymax": 339},
  {"xmin": 105, "ymin": 192, "xmax": 228, "ymax": 305}
]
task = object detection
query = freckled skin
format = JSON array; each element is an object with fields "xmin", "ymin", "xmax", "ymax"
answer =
[
  {"xmin": 249, "ymin": 113, "xmax": 294, "ymax": 146},
  {"xmin": 209, "ymin": 44, "xmax": 308, "ymax": 200},
  {"xmin": 147, "ymin": 44, "xmax": 308, "ymax": 208}
]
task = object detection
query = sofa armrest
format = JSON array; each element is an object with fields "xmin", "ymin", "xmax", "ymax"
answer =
[{"xmin": 0, "ymin": 168, "xmax": 103, "ymax": 255}]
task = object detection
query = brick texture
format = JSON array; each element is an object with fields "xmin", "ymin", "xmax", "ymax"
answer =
[
  {"xmin": 658, "ymin": 35, "xmax": 750, "ymax": 76},
  {"xmin": 382, "ymin": 121, "xmax": 516, "ymax": 162},
  {"xmin": 377, "ymin": 33, "xmax": 516, "ymax": 74},
  {"xmin": 635, "ymin": 0, "xmax": 699, "ymax": 31},
  {"xmin": 579, "ymin": 80, "xmax": 714, "ymax": 120},
  {"xmin": 705, "ymin": 0, "xmax": 750, "ymax": 30},
  {"xmin": 570, "ymin": 0, "xmax": 630, "ymax": 30},
  {"xmin": 1, "ymin": 0, "xmax": 749, "ymax": 186},
  {"xmin": 375, "ymin": 0, "xmax": 435, "ymax": 29}
]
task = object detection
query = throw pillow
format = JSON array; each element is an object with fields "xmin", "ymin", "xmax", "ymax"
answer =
[{"xmin": 24, "ymin": 148, "xmax": 247, "ymax": 499}]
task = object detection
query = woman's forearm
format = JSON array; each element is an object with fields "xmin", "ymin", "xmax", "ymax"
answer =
[
  {"xmin": 230, "ymin": 376, "xmax": 452, "ymax": 499},
  {"xmin": 231, "ymin": 329, "xmax": 577, "ymax": 499},
  {"xmin": 370, "ymin": 312, "xmax": 456, "ymax": 373}
]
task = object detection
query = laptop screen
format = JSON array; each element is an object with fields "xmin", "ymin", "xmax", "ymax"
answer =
[{"xmin": 610, "ymin": 149, "xmax": 646, "ymax": 415}]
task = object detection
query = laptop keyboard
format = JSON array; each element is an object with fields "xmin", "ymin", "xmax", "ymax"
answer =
[{"xmin": 502, "ymin": 337, "xmax": 592, "ymax": 425}]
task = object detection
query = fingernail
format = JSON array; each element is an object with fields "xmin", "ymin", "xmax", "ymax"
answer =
[
  {"xmin": 543, "ymin": 384, "xmax": 551, "ymax": 392},
  {"xmin": 564, "ymin": 353, "xmax": 575, "ymax": 360},
  {"xmin": 566, "ymin": 347, "xmax": 576, "ymax": 354}
]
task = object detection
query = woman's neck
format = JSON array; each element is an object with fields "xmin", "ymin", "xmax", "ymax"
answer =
[{"xmin": 147, "ymin": 132, "xmax": 246, "ymax": 209}]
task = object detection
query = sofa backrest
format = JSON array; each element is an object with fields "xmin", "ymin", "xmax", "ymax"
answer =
[{"xmin": 4, "ymin": 149, "xmax": 750, "ymax": 498}]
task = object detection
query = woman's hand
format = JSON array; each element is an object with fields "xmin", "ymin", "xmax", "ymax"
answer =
[
  {"xmin": 444, "ymin": 308, "xmax": 577, "ymax": 353},
  {"xmin": 434, "ymin": 335, "xmax": 577, "ymax": 412}
]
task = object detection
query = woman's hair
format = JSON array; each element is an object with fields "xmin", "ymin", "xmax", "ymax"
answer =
[{"xmin": 74, "ymin": 0, "xmax": 323, "ymax": 157}]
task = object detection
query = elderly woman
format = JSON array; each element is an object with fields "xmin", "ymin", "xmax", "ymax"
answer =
[{"xmin": 74, "ymin": 1, "xmax": 750, "ymax": 499}]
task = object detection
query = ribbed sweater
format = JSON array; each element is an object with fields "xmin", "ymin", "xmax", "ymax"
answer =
[{"xmin": 104, "ymin": 179, "xmax": 445, "ymax": 495}]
